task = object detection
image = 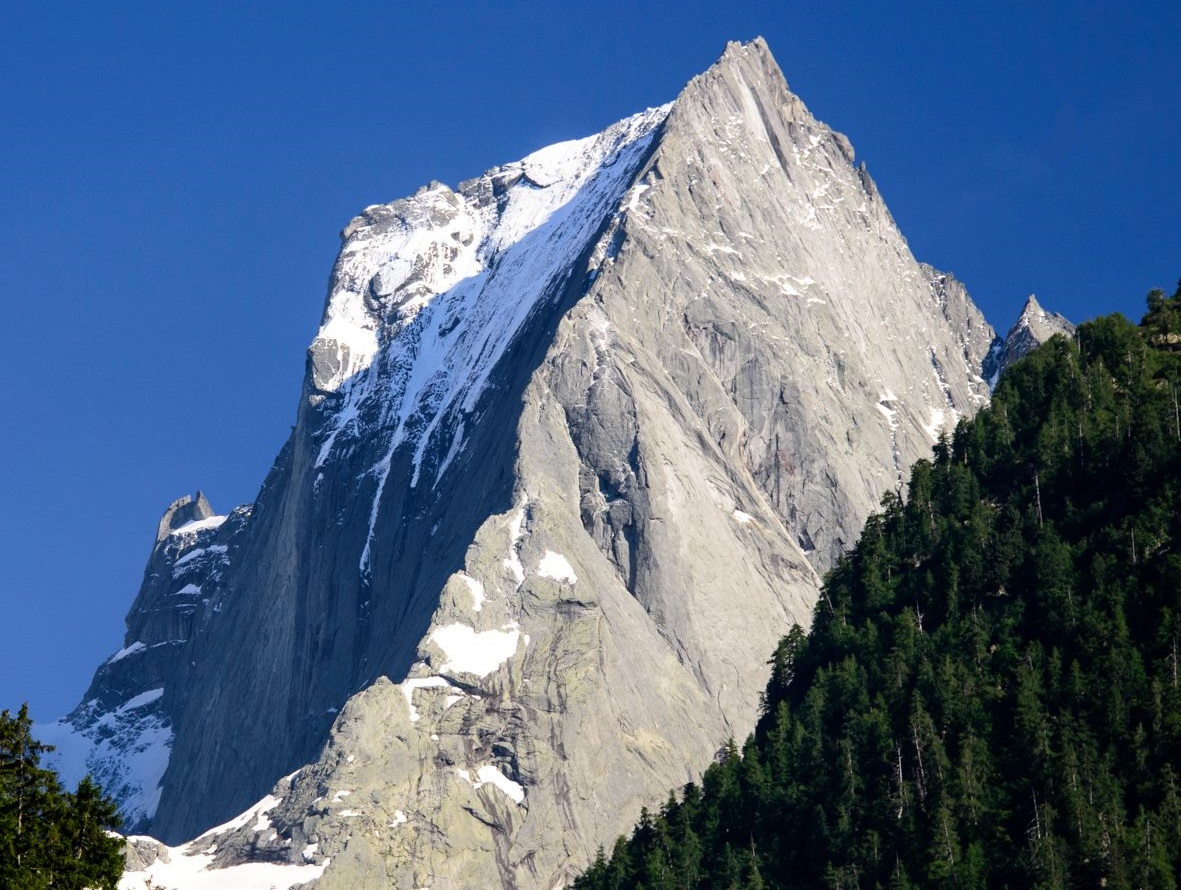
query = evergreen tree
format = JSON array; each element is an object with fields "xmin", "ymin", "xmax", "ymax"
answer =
[{"xmin": 0, "ymin": 704, "xmax": 124, "ymax": 889}]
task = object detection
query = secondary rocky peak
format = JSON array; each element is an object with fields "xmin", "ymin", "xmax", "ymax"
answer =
[
  {"xmin": 984, "ymin": 293, "xmax": 1075, "ymax": 386},
  {"xmin": 1015, "ymin": 293, "xmax": 1072, "ymax": 335},
  {"xmin": 154, "ymin": 491, "xmax": 214, "ymax": 542},
  {"xmin": 1022, "ymin": 292, "xmax": 1045, "ymax": 315}
]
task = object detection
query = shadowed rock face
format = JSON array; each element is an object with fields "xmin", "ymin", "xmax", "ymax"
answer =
[{"xmin": 55, "ymin": 37, "xmax": 997, "ymax": 887}]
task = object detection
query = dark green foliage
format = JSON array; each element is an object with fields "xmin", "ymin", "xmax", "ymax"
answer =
[
  {"xmin": 0, "ymin": 704, "xmax": 124, "ymax": 889},
  {"xmin": 573, "ymin": 286, "xmax": 1181, "ymax": 889}
]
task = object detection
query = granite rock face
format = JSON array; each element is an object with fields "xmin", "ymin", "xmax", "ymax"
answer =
[{"xmin": 52, "ymin": 38, "xmax": 998, "ymax": 888}]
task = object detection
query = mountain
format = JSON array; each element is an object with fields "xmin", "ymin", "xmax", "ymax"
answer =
[
  {"xmin": 47, "ymin": 38, "xmax": 999, "ymax": 889},
  {"xmin": 983, "ymin": 293, "xmax": 1075, "ymax": 387},
  {"xmin": 573, "ymin": 289, "xmax": 1181, "ymax": 888}
]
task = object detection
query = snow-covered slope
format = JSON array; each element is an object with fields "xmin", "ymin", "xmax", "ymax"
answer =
[
  {"xmin": 306, "ymin": 105, "xmax": 670, "ymax": 567},
  {"xmin": 118, "ymin": 774, "xmax": 325, "ymax": 890}
]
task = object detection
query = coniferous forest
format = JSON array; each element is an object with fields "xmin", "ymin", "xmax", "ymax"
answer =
[
  {"xmin": 0, "ymin": 705, "xmax": 124, "ymax": 890},
  {"xmin": 574, "ymin": 284, "xmax": 1181, "ymax": 889}
]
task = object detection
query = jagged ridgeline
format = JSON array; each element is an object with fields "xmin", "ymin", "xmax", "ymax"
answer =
[{"xmin": 575, "ymin": 284, "xmax": 1181, "ymax": 889}]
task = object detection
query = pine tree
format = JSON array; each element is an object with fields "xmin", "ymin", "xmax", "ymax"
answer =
[{"xmin": 0, "ymin": 704, "xmax": 124, "ymax": 889}]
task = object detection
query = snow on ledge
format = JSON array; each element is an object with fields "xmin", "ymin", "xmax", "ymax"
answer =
[
  {"xmin": 458, "ymin": 572, "xmax": 486, "ymax": 612},
  {"xmin": 503, "ymin": 503, "xmax": 527, "ymax": 587},
  {"xmin": 537, "ymin": 550, "xmax": 577, "ymax": 584},
  {"xmin": 120, "ymin": 688, "xmax": 164, "ymax": 711},
  {"xmin": 476, "ymin": 764, "xmax": 526, "ymax": 804},
  {"xmin": 169, "ymin": 515, "xmax": 227, "ymax": 536},
  {"xmin": 455, "ymin": 765, "xmax": 526, "ymax": 805},
  {"xmin": 107, "ymin": 641, "xmax": 146, "ymax": 664},
  {"xmin": 430, "ymin": 623, "xmax": 521, "ymax": 677},
  {"xmin": 194, "ymin": 793, "xmax": 282, "ymax": 841}
]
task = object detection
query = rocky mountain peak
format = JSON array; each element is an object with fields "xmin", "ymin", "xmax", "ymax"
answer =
[
  {"xmin": 1015, "ymin": 293, "xmax": 1073, "ymax": 338},
  {"xmin": 984, "ymin": 293, "xmax": 1075, "ymax": 386},
  {"xmin": 56, "ymin": 37, "xmax": 1001, "ymax": 889},
  {"xmin": 154, "ymin": 491, "xmax": 215, "ymax": 542}
]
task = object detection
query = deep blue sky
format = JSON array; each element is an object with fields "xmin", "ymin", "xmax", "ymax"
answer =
[{"xmin": 2, "ymin": 1, "xmax": 1178, "ymax": 721}]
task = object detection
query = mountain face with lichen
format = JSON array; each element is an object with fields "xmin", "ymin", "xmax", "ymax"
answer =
[{"xmin": 49, "ymin": 38, "xmax": 1004, "ymax": 889}]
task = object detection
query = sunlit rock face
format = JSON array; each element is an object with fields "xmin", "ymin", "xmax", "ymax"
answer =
[{"xmin": 54, "ymin": 37, "xmax": 997, "ymax": 889}]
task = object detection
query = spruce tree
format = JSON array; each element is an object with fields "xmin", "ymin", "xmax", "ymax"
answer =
[{"xmin": 0, "ymin": 704, "xmax": 124, "ymax": 890}]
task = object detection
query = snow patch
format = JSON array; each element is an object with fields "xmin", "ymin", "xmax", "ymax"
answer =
[
  {"xmin": 476, "ymin": 765, "xmax": 526, "ymax": 804},
  {"xmin": 624, "ymin": 182, "xmax": 651, "ymax": 212},
  {"xmin": 172, "ymin": 547, "xmax": 206, "ymax": 568},
  {"xmin": 430, "ymin": 624, "xmax": 521, "ymax": 677},
  {"xmin": 455, "ymin": 765, "xmax": 526, "ymax": 805},
  {"xmin": 732, "ymin": 510, "xmax": 754, "ymax": 524},
  {"xmin": 537, "ymin": 550, "xmax": 577, "ymax": 584},
  {"xmin": 876, "ymin": 391, "xmax": 904, "ymax": 487},
  {"xmin": 926, "ymin": 406, "xmax": 958, "ymax": 442},
  {"xmin": 120, "ymin": 803, "xmax": 325, "ymax": 890},
  {"xmin": 121, "ymin": 688, "xmax": 164, "ymax": 711},
  {"xmin": 170, "ymin": 515, "xmax": 227, "ymax": 536},
  {"xmin": 503, "ymin": 502, "xmax": 527, "ymax": 587}
]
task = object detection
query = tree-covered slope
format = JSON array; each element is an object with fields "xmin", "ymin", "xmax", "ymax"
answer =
[{"xmin": 574, "ymin": 283, "xmax": 1181, "ymax": 890}]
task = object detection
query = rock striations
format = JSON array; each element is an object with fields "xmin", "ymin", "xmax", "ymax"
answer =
[{"xmin": 51, "ymin": 38, "xmax": 1004, "ymax": 889}]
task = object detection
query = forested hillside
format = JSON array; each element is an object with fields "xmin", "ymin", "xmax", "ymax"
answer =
[{"xmin": 574, "ymin": 283, "xmax": 1181, "ymax": 889}]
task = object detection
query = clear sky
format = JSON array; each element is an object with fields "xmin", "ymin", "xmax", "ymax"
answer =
[{"xmin": 2, "ymin": 1, "xmax": 1178, "ymax": 721}]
